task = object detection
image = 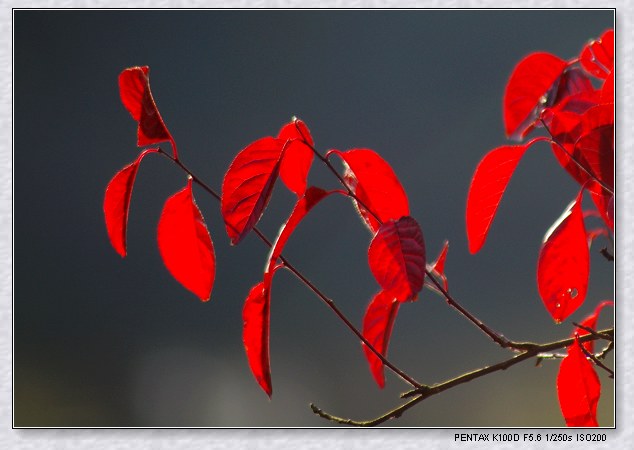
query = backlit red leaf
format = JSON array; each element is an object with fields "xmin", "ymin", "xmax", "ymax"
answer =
[
  {"xmin": 362, "ymin": 291, "xmax": 400, "ymax": 388},
  {"xmin": 550, "ymin": 67, "xmax": 595, "ymax": 107},
  {"xmin": 537, "ymin": 189, "xmax": 589, "ymax": 323},
  {"xmin": 118, "ymin": 66, "xmax": 172, "ymax": 147},
  {"xmin": 575, "ymin": 300, "xmax": 613, "ymax": 353},
  {"xmin": 580, "ymin": 29, "xmax": 614, "ymax": 79},
  {"xmin": 221, "ymin": 137, "xmax": 287, "ymax": 245},
  {"xmin": 504, "ymin": 52, "xmax": 568, "ymax": 140},
  {"xmin": 368, "ymin": 216, "xmax": 426, "ymax": 302},
  {"xmin": 265, "ymin": 187, "xmax": 335, "ymax": 277},
  {"xmin": 157, "ymin": 178, "xmax": 215, "ymax": 301},
  {"xmin": 557, "ymin": 338, "xmax": 601, "ymax": 427},
  {"xmin": 103, "ymin": 148, "xmax": 158, "ymax": 257},
  {"xmin": 331, "ymin": 149, "xmax": 409, "ymax": 233},
  {"xmin": 575, "ymin": 104, "xmax": 614, "ymax": 189},
  {"xmin": 466, "ymin": 142, "xmax": 534, "ymax": 254},
  {"xmin": 278, "ymin": 118, "xmax": 315, "ymax": 197},
  {"xmin": 242, "ymin": 281, "xmax": 272, "ymax": 397},
  {"xmin": 600, "ymin": 70, "xmax": 614, "ymax": 104}
]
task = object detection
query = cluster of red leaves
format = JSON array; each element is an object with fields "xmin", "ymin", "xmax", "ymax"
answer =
[
  {"xmin": 466, "ymin": 30, "xmax": 614, "ymax": 426},
  {"xmin": 104, "ymin": 67, "xmax": 443, "ymax": 397},
  {"xmin": 104, "ymin": 67, "xmax": 215, "ymax": 301},
  {"xmin": 227, "ymin": 120, "xmax": 443, "ymax": 396}
]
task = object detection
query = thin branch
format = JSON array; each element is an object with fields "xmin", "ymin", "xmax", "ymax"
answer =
[
  {"xmin": 155, "ymin": 147, "xmax": 423, "ymax": 389},
  {"xmin": 572, "ymin": 322, "xmax": 614, "ymax": 342},
  {"xmin": 578, "ymin": 340, "xmax": 614, "ymax": 379},
  {"xmin": 600, "ymin": 247, "xmax": 614, "ymax": 261},
  {"xmin": 311, "ymin": 327, "xmax": 613, "ymax": 426}
]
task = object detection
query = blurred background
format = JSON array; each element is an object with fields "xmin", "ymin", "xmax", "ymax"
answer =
[{"xmin": 14, "ymin": 10, "xmax": 614, "ymax": 427}]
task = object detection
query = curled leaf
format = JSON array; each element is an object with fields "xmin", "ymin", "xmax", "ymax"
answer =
[
  {"xmin": 278, "ymin": 118, "xmax": 315, "ymax": 197},
  {"xmin": 242, "ymin": 281, "xmax": 272, "ymax": 397},
  {"xmin": 557, "ymin": 338, "xmax": 601, "ymax": 427},
  {"xmin": 221, "ymin": 137, "xmax": 287, "ymax": 245},
  {"xmin": 157, "ymin": 179, "xmax": 215, "ymax": 301},
  {"xmin": 362, "ymin": 291, "xmax": 400, "ymax": 388},
  {"xmin": 331, "ymin": 149, "xmax": 409, "ymax": 233},
  {"xmin": 504, "ymin": 52, "xmax": 568, "ymax": 140},
  {"xmin": 104, "ymin": 148, "xmax": 158, "ymax": 257},
  {"xmin": 368, "ymin": 216, "xmax": 426, "ymax": 302},
  {"xmin": 537, "ymin": 189, "xmax": 589, "ymax": 323},
  {"xmin": 118, "ymin": 66, "xmax": 172, "ymax": 148}
]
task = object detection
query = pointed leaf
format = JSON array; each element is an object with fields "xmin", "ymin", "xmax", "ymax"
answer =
[
  {"xmin": 118, "ymin": 66, "xmax": 172, "ymax": 147},
  {"xmin": 103, "ymin": 148, "xmax": 158, "ymax": 257},
  {"xmin": 242, "ymin": 281, "xmax": 272, "ymax": 397},
  {"xmin": 278, "ymin": 118, "xmax": 315, "ymax": 197},
  {"xmin": 537, "ymin": 189, "xmax": 589, "ymax": 323},
  {"xmin": 157, "ymin": 179, "xmax": 215, "ymax": 301},
  {"xmin": 575, "ymin": 300, "xmax": 613, "ymax": 353},
  {"xmin": 368, "ymin": 216, "xmax": 426, "ymax": 302},
  {"xmin": 466, "ymin": 142, "xmax": 536, "ymax": 253},
  {"xmin": 557, "ymin": 338, "xmax": 601, "ymax": 427},
  {"xmin": 221, "ymin": 137, "xmax": 287, "ymax": 245},
  {"xmin": 362, "ymin": 291, "xmax": 400, "ymax": 388},
  {"xmin": 580, "ymin": 29, "xmax": 614, "ymax": 79},
  {"xmin": 265, "ymin": 187, "xmax": 335, "ymax": 277},
  {"xmin": 574, "ymin": 104, "xmax": 614, "ymax": 190},
  {"xmin": 331, "ymin": 149, "xmax": 409, "ymax": 233},
  {"xmin": 504, "ymin": 52, "xmax": 568, "ymax": 140},
  {"xmin": 426, "ymin": 240, "xmax": 449, "ymax": 292}
]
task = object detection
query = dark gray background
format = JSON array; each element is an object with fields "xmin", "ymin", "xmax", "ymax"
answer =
[{"xmin": 14, "ymin": 10, "xmax": 614, "ymax": 427}]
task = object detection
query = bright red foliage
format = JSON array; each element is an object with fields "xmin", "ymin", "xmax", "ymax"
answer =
[
  {"xmin": 243, "ymin": 187, "xmax": 335, "ymax": 397},
  {"xmin": 466, "ymin": 141, "xmax": 535, "ymax": 254},
  {"xmin": 278, "ymin": 118, "xmax": 315, "ymax": 197},
  {"xmin": 557, "ymin": 338, "xmax": 601, "ymax": 427},
  {"xmin": 427, "ymin": 240, "xmax": 449, "ymax": 292},
  {"xmin": 118, "ymin": 66, "xmax": 172, "ymax": 148},
  {"xmin": 330, "ymin": 149, "xmax": 410, "ymax": 233},
  {"xmin": 221, "ymin": 137, "xmax": 287, "ymax": 245},
  {"xmin": 503, "ymin": 52, "xmax": 568, "ymax": 140},
  {"xmin": 537, "ymin": 189, "xmax": 589, "ymax": 323},
  {"xmin": 575, "ymin": 300, "xmax": 613, "ymax": 354},
  {"xmin": 580, "ymin": 29, "xmax": 614, "ymax": 79},
  {"xmin": 368, "ymin": 216, "xmax": 426, "ymax": 302},
  {"xmin": 157, "ymin": 178, "xmax": 215, "ymax": 301},
  {"xmin": 362, "ymin": 290, "xmax": 400, "ymax": 388},
  {"xmin": 103, "ymin": 148, "xmax": 157, "ymax": 257},
  {"xmin": 243, "ymin": 281, "xmax": 272, "ymax": 397}
]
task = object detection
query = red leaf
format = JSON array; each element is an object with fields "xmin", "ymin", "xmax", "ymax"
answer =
[
  {"xmin": 103, "ymin": 148, "xmax": 158, "ymax": 257},
  {"xmin": 221, "ymin": 137, "xmax": 287, "ymax": 245},
  {"xmin": 242, "ymin": 281, "xmax": 272, "ymax": 397},
  {"xmin": 575, "ymin": 104, "xmax": 614, "ymax": 189},
  {"xmin": 550, "ymin": 67, "xmax": 595, "ymax": 107},
  {"xmin": 557, "ymin": 338, "xmax": 601, "ymax": 427},
  {"xmin": 362, "ymin": 291, "xmax": 400, "ymax": 388},
  {"xmin": 118, "ymin": 66, "xmax": 172, "ymax": 147},
  {"xmin": 600, "ymin": 70, "xmax": 614, "ymax": 104},
  {"xmin": 330, "ymin": 149, "xmax": 409, "ymax": 233},
  {"xmin": 580, "ymin": 29, "xmax": 614, "ymax": 79},
  {"xmin": 466, "ymin": 141, "xmax": 537, "ymax": 253},
  {"xmin": 537, "ymin": 189, "xmax": 589, "ymax": 323},
  {"xmin": 368, "ymin": 216, "xmax": 426, "ymax": 302},
  {"xmin": 504, "ymin": 52, "xmax": 568, "ymax": 140},
  {"xmin": 265, "ymin": 187, "xmax": 335, "ymax": 277},
  {"xmin": 157, "ymin": 178, "xmax": 215, "ymax": 301},
  {"xmin": 575, "ymin": 300, "xmax": 613, "ymax": 353},
  {"xmin": 278, "ymin": 118, "xmax": 315, "ymax": 197}
]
